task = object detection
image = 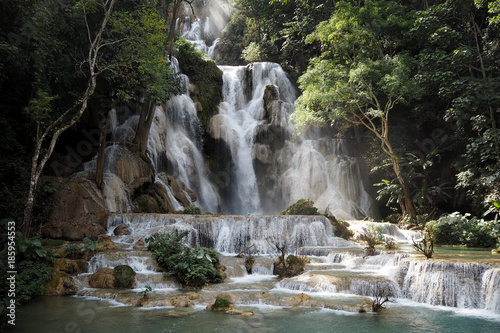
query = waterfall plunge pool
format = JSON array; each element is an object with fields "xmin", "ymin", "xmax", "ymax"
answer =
[{"xmin": 15, "ymin": 295, "xmax": 500, "ymax": 333}]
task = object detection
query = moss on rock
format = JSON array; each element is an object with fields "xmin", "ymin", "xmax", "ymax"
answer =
[
  {"xmin": 113, "ymin": 265, "xmax": 136, "ymax": 289},
  {"xmin": 175, "ymin": 38, "xmax": 223, "ymax": 130}
]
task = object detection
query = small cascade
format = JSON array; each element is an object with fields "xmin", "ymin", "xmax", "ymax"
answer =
[
  {"xmin": 181, "ymin": 16, "xmax": 218, "ymax": 59},
  {"xmin": 482, "ymin": 268, "xmax": 500, "ymax": 313},
  {"xmin": 396, "ymin": 260, "xmax": 495, "ymax": 309},
  {"xmin": 347, "ymin": 220, "xmax": 422, "ymax": 243},
  {"xmin": 87, "ymin": 252, "xmax": 159, "ymax": 274},
  {"xmin": 211, "ymin": 64, "xmax": 277, "ymax": 213}
]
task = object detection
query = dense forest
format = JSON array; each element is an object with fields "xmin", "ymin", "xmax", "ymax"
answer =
[{"xmin": 1, "ymin": 0, "xmax": 499, "ymax": 237}]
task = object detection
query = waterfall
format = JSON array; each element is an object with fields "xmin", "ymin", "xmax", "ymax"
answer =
[
  {"xmin": 106, "ymin": 214, "xmax": 357, "ymax": 254},
  {"xmin": 146, "ymin": 59, "xmax": 219, "ymax": 213},
  {"xmin": 211, "ymin": 65, "xmax": 266, "ymax": 214}
]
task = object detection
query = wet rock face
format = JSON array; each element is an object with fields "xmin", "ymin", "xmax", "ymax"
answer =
[
  {"xmin": 44, "ymin": 271, "xmax": 77, "ymax": 296},
  {"xmin": 111, "ymin": 145, "xmax": 154, "ymax": 191},
  {"xmin": 42, "ymin": 179, "xmax": 108, "ymax": 241}
]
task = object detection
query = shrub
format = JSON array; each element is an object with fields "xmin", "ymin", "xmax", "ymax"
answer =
[
  {"xmin": 428, "ymin": 212, "xmax": 500, "ymax": 248},
  {"xmin": 1, "ymin": 232, "xmax": 55, "ymax": 326},
  {"xmin": 184, "ymin": 205, "xmax": 201, "ymax": 215},
  {"xmin": 63, "ymin": 237, "xmax": 104, "ymax": 259},
  {"xmin": 213, "ymin": 297, "xmax": 230, "ymax": 309},
  {"xmin": 146, "ymin": 231, "xmax": 221, "ymax": 288},
  {"xmin": 412, "ymin": 228, "xmax": 435, "ymax": 259}
]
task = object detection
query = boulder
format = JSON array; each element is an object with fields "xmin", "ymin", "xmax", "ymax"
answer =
[
  {"xmin": 113, "ymin": 265, "xmax": 136, "ymax": 289},
  {"xmin": 88, "ymin": 268, "xmax": 115, "ymax": 288},
  {"xmin": 44, "ymin": 271, "xmax": 77, "ymax": 296},
  {"xmin": 97, "ymin": 235, "xmax": 118, "ymax": 250},
  {"xmin": 133, "ymin": 238, "xmax": 147, "ymax": 250},
  {"xmin": 113, "ymin": 224, "xmax": 131, "ymax": 236}
]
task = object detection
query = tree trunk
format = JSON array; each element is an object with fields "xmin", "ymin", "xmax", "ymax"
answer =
[
  {"xmin": 390, "ymin": 155, "xmax": 417, "ymax": 220},
  {"xmin": 166, "ymin": 0, "xmax": 183, "ymax": 59},
  {"xmin": 380, "ymin": 132, "xmax": 417, "ymax": 220},
  {"xmin": 133, "ymin": 102, "xmax": 156, "ymax": 154}
]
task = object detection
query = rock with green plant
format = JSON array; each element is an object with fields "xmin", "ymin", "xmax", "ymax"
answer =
[
  {"xmin": 174, "ymin": 38, "xmax": 223, "ymax": 131},
  {"xmin": 211, "ymin": 296, "xmax": 231, "ymax": 311},
  {"xmin": 62, "ymin": 237, "xmax": 104, "ymax": 260}
]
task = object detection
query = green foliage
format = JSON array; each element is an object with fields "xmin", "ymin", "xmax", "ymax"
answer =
[
  {"xmin": 241, "ymin": 42, "xmax": 263, "ymax": 62},
  {"xmin": 109, "ymin": 2, "xmax": 181, "ymax": 101},
  {"xmin": 146, "ymin": 231, "xmax": 221, "ymax": 288},
  {"xmin": 183, "ymin": 205, "xmax": 202, "ymax": 215},
  {"xmin": 140, "ymin": 285, "xmax": 153, "ymax": 297},
  {"xmin": 374, "ymin": 150, "xmax": 452, "ymax": 219},
  {"xmin": 213, "ymin": 296, "xmax": 230, "ymax": 309},
  {"xmin": 174, "ymin": 38, "xmax": 223, "ymax": 129},
  {"xmin": 280, "ymin": 199, "xmax": 320, "ymax": 215},
  {"xmin": 428, "ymin": 212, "xmax": 500, "ymax": 248},
  {"xmin": 456, "ymin": 128, "xmax": 500, "ymax": 213},
  {"xmin": 24, "ymin": 90, "xmax": 58, "ymax": 139},
  {"xmin": 63, "ymin": 237, "xmax": 104, "ymax": 259},
  {"xmin": 0, "ymin": 230, "xmax": 55, "ymax": 322}
]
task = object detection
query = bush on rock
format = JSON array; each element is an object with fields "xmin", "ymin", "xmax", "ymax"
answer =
[{"xmin": 146, "ymin": 230, "xmax": 222, "ymax": 288}]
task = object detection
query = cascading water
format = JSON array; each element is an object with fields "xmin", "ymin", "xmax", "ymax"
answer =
[
  {"xmin": 106, "ymin": 213, "xmax": 356, "ymax": 255},
  {"xmin": 146, "ymin": 58, "xmax": 219, "ymax": 213}
]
